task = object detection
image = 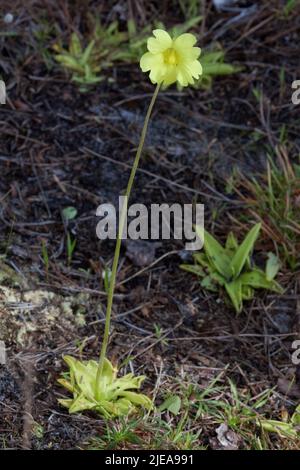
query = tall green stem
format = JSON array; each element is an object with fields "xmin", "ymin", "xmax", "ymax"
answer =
[{"xmin": 95, "ymin": 83, "xmax": 160, "ymax": 394}]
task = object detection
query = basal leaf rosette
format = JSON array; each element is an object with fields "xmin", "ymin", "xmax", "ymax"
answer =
[{"xmin": 58, "ymin": 356, "xmax": 152, "ymax": 418}]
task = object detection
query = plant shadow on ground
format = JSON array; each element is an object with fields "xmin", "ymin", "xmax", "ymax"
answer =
[{"xmin": 0, "ymin": 0, "xmax": 299, "ymax": 450}]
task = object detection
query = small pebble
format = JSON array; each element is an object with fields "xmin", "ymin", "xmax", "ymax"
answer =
[{"xmin": 4, "ymin": 13, "xmax": 14, "ymax": 24}]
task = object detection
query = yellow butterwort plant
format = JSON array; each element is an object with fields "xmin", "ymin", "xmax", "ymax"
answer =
[{"xmin": 58, "ymin": 28, "xmax": 202, "ymax": 419}]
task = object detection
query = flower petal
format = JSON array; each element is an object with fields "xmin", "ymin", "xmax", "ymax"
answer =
[
  {"xmin": 149, "ymin": 63, "xmax": 166, "ymax": 84},
  {"xmin": 162, "ymin": 65, "xmax": 178, "ymax": 86},
  {"xmin": 147, "ymin": 29, "xmax": 172, "ymax": 53},
  {"xmin": 140, "ymin": 29, "xmax": 202, "ymax": 88},
  {"xmin": 187, "ymin": 59, "xmax": 203, "ymax": 79},
  {"xmin": 174, "ymin": 33, "xmax": 197, "ymax": 51},
  {"xmin": 153, "ymin": 29, "xmax": 172, "ymax": 46},
  {"xmin": 185, "ymin": 46, "xmax": 201, "ymax": 61},
  {"xmin": 140, "ymin": 52, "xmax": 159, "ymax": 72},
  {"xmin": 177, "ymin": 65, "xmax": 195, "ymax": 87}
]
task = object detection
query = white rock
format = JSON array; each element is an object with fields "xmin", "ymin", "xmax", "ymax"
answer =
[{"xmin": 4, "ymin": 13, "xmax": 14, "ymax": 24}]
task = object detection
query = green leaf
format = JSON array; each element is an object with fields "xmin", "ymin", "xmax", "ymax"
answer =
[
  {"xmin": 239, "ymin": 269, "xmax": 283, "ymax": 293},
  {"xmin": 230, "ymin": 223, "xmax": 261, "ymax": 278},
  {"xmin": 62, "ymin": 206, "xmax": 77, "ymax": 221},
  {"xmin": 266, "ymin": 252, "xmax": 281, "ymax": 281},
  {"xmin": 241, "ymin": 284, "xmax": 254, "ymax": 300},
  {"xmin": 291, "ymin": 404, "xmax": 300, "ymax": 425},
  {"xmin": 55, "ymin": 54, "xmax": 81, "ymax": 71},
  {"xmin": 193, "ymin": 252, "xmax": 211, "ymax": 269},
  {"xmin": 158, "ymin": 395, "xmax": 181, "ymax": 415},
  {"xmin": 202, "ymin": 63, "xmax": 242, "ymax": 76},
  {"xmin": 201, "ymin": 275, "xmax": 218, "ymax": 291},
  {"xmin": 209, "ymin": 270, "xmax": 226, "ymax": 286},
  {"xmin": 119, "ymin": 391, "xmax": 152, "ymax": 408},
  {"xmin": 170, "ymin": 16, "xmax": 203, "ymax": 37},
  {"xmin": 201, "ymin": 51, "xmax": 224, "ymax": 63},
  {"xmin": 258, "ymin": 419, "xmax": 298, "ymax": 439},
  {"xmin": 127, "ymin": 19, "xmax": 137, "ymax": 38},
  {"xmin": 225, "ymin": 231, "xmax": 238, "ymax": 256},
  {"xmin": 225, "ymin": 279, "xmax": 243, "ymax": 313},
  {"xmin": 201, "ymin": 228, "xmax": 232, "ymax": 279},
  {"xmin": 180, "ymin": 263, "xmax": 205, "ymax": 277},
  {"xmin": 81, "ymin": 40, "xmax": 95, "ymax": 65},
  {"xmin": 70, "ymin": 33, "xmax": 82, "ymax": 56}
]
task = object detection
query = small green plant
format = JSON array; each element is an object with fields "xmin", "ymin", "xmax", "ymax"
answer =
[
  {"xmin": 62, "ymin": 206, "xmax": 77, "ymax": 221},
  {"xmin": 159, "ymin": 395, "xmax": 182, "ymax": 415},
  {"xmin": 88, "ymin": 418, "xmax": 143, "ymax": 450},
  {"xmin": 33, "ymin": 20, "xmax": 56, "ymax": 69},
  {"xmin": 66, "ymin": 232, "xmax": 76, "ymax": 266},
  {"xmin": 181, "ymin": 223, "xmax": 283, "ymax": 313},
  {"xmin": 58, "ymin": 356, "xmax": 152, "ymax": 418},
  {"xmin": 53, "ymin": 33, "xmax": 103, "ymax": 91},
  {"xmin": 192, "ymin": 48, "xmax": 243, "ymax": 90},
  {"xmin": 153, "ymin": 323, "xmax": 169, "ymax": 347},
  {"xmin": 41, "ymin": 239, "xmax": 49, "ymax": 276},
  {"xmin": 282, "ymin": 0, "xmax": 298, "ymax": 17},
  {"xmin": 233, "ymin": 154, "xmax": 300, "ymax": 269}
]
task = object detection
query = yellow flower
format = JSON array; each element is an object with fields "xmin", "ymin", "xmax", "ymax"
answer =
[{"xmin": 140, "ymin": 29, "xmax": 202, "ymax": 87}]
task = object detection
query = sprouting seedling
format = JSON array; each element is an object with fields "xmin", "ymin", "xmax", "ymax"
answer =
[
  {"xmin": 61, "ymin": 206, "xmax": 77, "ymax": 266},
  {"xmin": 58, "ymin": 28, "xmax": 203, "ymax": 418},
  {"xmin": 66, "ymin": 232, "xmax": 76, "ymax": 266},
  {"xmin": 62, "ymin": 206, "xmax": 77, "ymax": 221},
  {"xmin": 41, "ymin": 239, "xmax": 49, "ymax": 277},
  {"xmin": 154, "ymin": 323, "xmax": 169, "ymax": 347}
]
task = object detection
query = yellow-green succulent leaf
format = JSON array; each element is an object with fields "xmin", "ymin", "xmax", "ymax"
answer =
[
  {"xmin": 180, "ymin": 263, "xmax": 205, "ymax": 277},
  {"xmin": 202, "ymin": 229, "xmax": 232, "ymax": 279},
  {"xmin": 63, "ymin": 356, "xmax": 96, "ymax": 398},
  {"xmin": 193, "ymin": 252, "xmax": 211, "ymax": 269},
  {"xmin": 57, "ymin": 378, "xmax": 74, "ymax": 393},
  {"xmin": 200, "ymin": 275, "xmax": 218, "ymax": 292},
  {"xmin": 258, "ymin": 419, "xmax": 298, "ymax": 439},
  {"xmin": 230, "ymin": 223, "xmax": 261, "ymax": 278},
  {"xmin": 225, "ymin": 231, "xmax": 239, "ymax": 256},
  {"xmin": 291, "ymin": 405, "xmax": 300, "ymax": 425},
  {"xmin": 81, "ymin": 40, "xmax": 95, "ymax": 65},
  {"xmin": 241, "ymin": 285, "xmax": 254, "ymax": 300},
  {"xmin": 68, "ymin": 393, "xmax": 97, "ymax": 414},
  {"xmin": 69, "ymin": 33, "xmax": 82, "ymax": 56},
  {"xmin": 239, "ymin": 269, "xmax": 283, "ymax": 293},
  {"xmin": 118, "ymin": 391, "xmax": 153, "ymax": 409},
  {"xmin": 57, "ymin": 398, "xmax": 73, "ymax": 409},
  {"xmin": 266, "ymin": 252, "xmax": 281, "ymax": 281},
  {"xmin": 225, "ymin": 279, "xmax": 243, "ymax": 313}
]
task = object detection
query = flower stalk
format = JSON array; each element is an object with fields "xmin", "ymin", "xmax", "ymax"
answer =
[{"xmin": 95, "ymin": 83, "xmax": 160, "ymax": 397}]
